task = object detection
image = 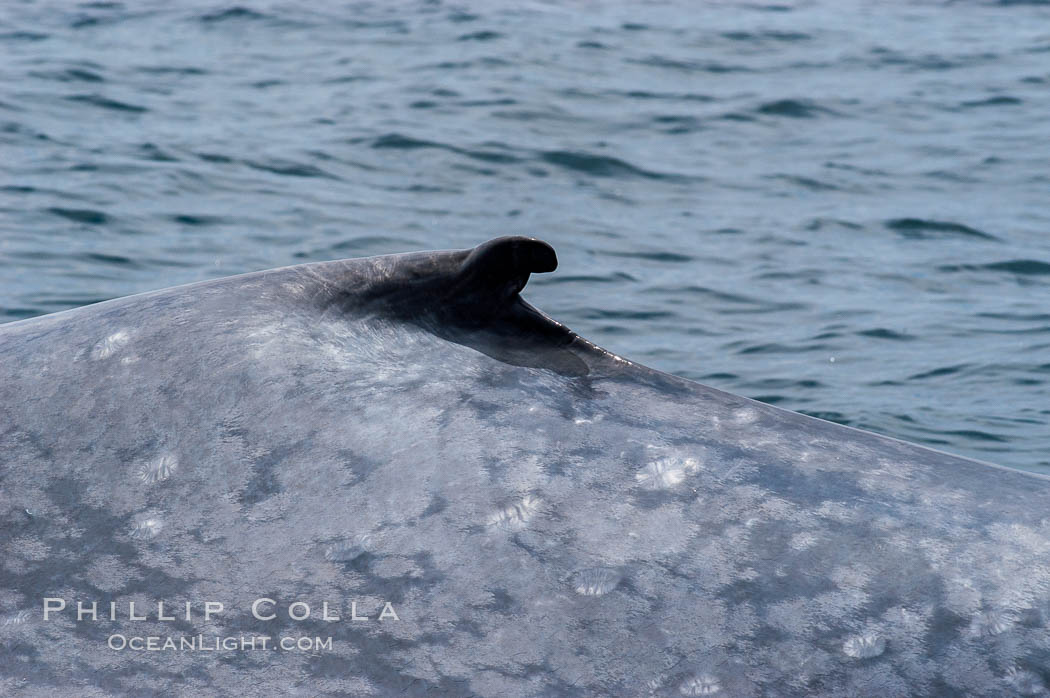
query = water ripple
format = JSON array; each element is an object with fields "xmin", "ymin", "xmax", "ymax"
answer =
[
  {"xmin": 2, "ymin": 0, "xmax": 1050, "ymax": 473},
  {"xmin": 885, "ymin": 218, "xmax": 998, "ymax": 241}
]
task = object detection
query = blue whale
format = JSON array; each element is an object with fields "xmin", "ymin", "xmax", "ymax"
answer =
[{"xmin": 1, "ymin": 237, "xmax": 1048, "ymax": 696}]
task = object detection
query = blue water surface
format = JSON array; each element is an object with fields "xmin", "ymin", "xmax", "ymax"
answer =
[{"xmin": 2, "ymin": 0, "xmax": 1049, "ymax": 472}]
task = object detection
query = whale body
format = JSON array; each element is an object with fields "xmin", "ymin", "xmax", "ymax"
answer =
[{"xmin": 1, "ymin": 237, "xmax": 1049, "ymax": 697}]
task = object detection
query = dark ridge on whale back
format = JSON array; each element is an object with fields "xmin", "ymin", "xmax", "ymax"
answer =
[{"xmin": 329, "ymin": 237, "xmax": 590, "ymax": 377}]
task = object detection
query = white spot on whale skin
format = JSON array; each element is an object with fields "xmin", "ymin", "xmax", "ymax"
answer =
[
  {"xmin": 646, "ymin": 675, "xmax": 666, "ymax": 692},
  {"xmin": 1, "ymin": 610, "xmax": 31, "ymax": 627},
  {"xmin": 325, "ymin": 534, "xmax": 374, "ymax": 562},
  {"xmin": 138, "ymin": 454, "xmax": 178, "ymax": 484},
  {"xmin": 680, "ymin": 673, "xmax": 721, "ymax": 695},
  {"xmin": 487, "ymin": 495, "xmax": 542, "ymax": 531},
  {"xmin": 731, "ymin": 408, "xmax": 758, "ymax": 425},
  {"xmin": 91, "ymin": 330, "xmax": 130, "ymax": 360},
  {"xmin": 790, "ymin": 532, "xmax": 819, "ymax": 551},
  {"xmin": 131, "ymin": 517, "xmax": 163, "ymax": 539},
  {"xmin": 1005, "ymin": 667, "xmax": 1046, "ymax": 696},
  {"xmin": 971, "ymin": 609, "xmax": 1016, "ymax": 637},
  {"xmin": 843, "ymin": 632, "xmax": 886, "ymax": 658},
  {"xmin": 572, "ymin": 567, "xmax": 622, "ymax": 596},
  {"xmin": 635, "ymin": 458, "xmax": 697, "ymax": 489}
]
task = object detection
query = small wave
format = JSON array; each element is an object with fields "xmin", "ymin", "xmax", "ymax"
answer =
[
  {"xmin": 200, "ymin": 7, "xmax": 267, "ymax": 23},
  {"xmin": 941, "ymin": 429, "xmax": 1009, "ymax": 443},
  {"xmin": 65, "ymin": 94, "xmax": 147, "ymax": 113},
  {"xmin": 170, "ymin": 214, "xmax": 224, "ymax": 226},
  {"xmin": 721, "ymin": 30, "xmax": 811, "ymax": 42},
  {"xmin": 976, "ymin": 312, "xmax": 1050, "ymax": 322},
  {"xmin": 908, "ymin": 364, "xmax": 971, "ymax": 380},
  {"xmin": 82, "ymin": 252, "xmax": 139, "ymax": 267},
  {"xmin": 651, "ymin": 114, "xmax": 703, "ymax": 133},
  {"xmin": 806, "ymin": 218, "xmax": 863, "ymax": 231},
  {"xmin": 457, "ymin": 31, "xmax": 502, "ymax": 41},
  {"xmin": 701, "ymin": 372, "xmax": 739, "ymax": 381},
  {"xmin": 540, "ymin": 272, "xmax": 636, "ymax": 285},
  {"xmin": 627, "ymin": 55, "xmax": 750, "ymax": 73},
  {"xmin": 738, "ymin": 342, "xmax": 832, "ymax": 355},
  {"xmin": 458, "ymin": 98, "xmax": 517, "ymax": 108},
  {"xmin": 245, "ymin": 159, "xmax": 338, "ymax": 179},
  {"xmin": 746, "ymin": 378, "xmax": 825, "ymax": 390},
  {"xmin": 798, "ymin": 410, "xmax": 852, "ymax": 425},
  {"xmin": 959, "ymin": 96, "xmax": 1023, "ymax": 108},
  {"xmin": 197, "ymin": 151, "xmax": 233, "ymax": 163},
  {"xmin": 885, "ymin": 218, "xmax": 997, "ymax": 241},
  {"xmin": 449, "ymin": 11, "xmax": 479, "ymax": 23},
  {"xmin": 0, "ymin": 30, "xmax": 49, "ymax": 41},
  {"xmin": 415, "ymin": 57, "xmax": 511, "ymax": 71},
  {"xmin": 138, "ymin": 143, "xmax": 177, "ymax": 162},
  {"xmin": 756, "ymin": 99, "xmax": 831, "ymax": 118},
  {"xmin": 0, "ymin": 308, "xmax": 39, "ymax": 321},
  {"xmin": 618, "ymin": 90, "xmax": 713, "ymax": 102},
  {"xmin": 293, "ymin": 236, "xmax": 423, "ymax": 259},
  {"xmin": 370, "ymin": 133, "xmax": 522, "ymax": 164},
  {"xmin": 857, "ymin": 328, "xmax": 915, "ymax": 341},
  {"xmin": 585, "ymin": 308, "xmax": 677, "ymax": 321},
  {"xmin": 47, "ymin": 207, "xmax": 109, "ymax": 224},
  {"xmin": 643, "ymin": 284, "xmax": 783, "ymax": 309},
  {"xmin": 32, "ymin": 67, "xmax": 105, "ymax": 83},
  {"xmin": 606, "ymin": 250, "xmax": 694, "ymax": 262},
  {"xmin": 767, "ymin": 174, "xmax": 840, "ymax": 191},
  {"xmin": 939, "ymin": 260, "xmax": 1050, "ymax": 276},
  {"xmin": 462, "ymin": 149, "xmax": 520, "ymax": 164},
  {"xmin": 540, "ymin": 150, "xmax": 677, "ymax": 179},
  {"xmin": 136, "ymin": 65, "xmax": 207, "ymax": 76},
  {"xmin": 749, "ymin": 4, "xmax": 794, "ymax": 11},
  {"xmin": 866, "ymin": 47, "xmax": 994, "ymax": 71}
]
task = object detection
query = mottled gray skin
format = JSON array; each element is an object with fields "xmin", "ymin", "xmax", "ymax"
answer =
[{"xmin": 1, "ymin": 238, "xmax": 1049, "ymax": 697}]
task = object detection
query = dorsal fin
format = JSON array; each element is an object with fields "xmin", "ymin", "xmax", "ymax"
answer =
[
  {"xmin": 450, "ymin": 236, "xmax": 558, "ymax": 308},
  {"xmin": 322, "ymin": 236, "xmax": 586, "ymax": 375}
]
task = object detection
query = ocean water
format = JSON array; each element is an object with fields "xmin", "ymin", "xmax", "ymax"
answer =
[{"xmin": 2, "ymin": 0, "xmax": 1049, "ymax": 473}]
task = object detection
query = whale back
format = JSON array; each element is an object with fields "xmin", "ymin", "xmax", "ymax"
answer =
[{"xmin": 1, "ymin": 238, "xmax": 1049, "ymax": 696}]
